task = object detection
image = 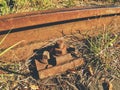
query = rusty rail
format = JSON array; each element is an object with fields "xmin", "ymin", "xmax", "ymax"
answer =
[
  {"xmin": 0, "ymin": 6, "xmax": 120, "ymax": 79},
  {"xmin": 0, "ymin": 6, "xmax": 120, "ymax": 62},
  {"xmin": 0, "ymin": 6, "xmax": 120, "ymax": 31}
]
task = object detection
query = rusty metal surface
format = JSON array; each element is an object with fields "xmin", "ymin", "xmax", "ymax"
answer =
[
  {"xmin": 34, "ymin": 40, "xmax": 74, "ymax": 72},
  {"xmin": 35, "ymin": 60, "xmax": 52, "ymax": 71},
  {"xmin": 54, "ymin": 53, "xmax": 73, "ymax": 65},
  {"xmin": 38, "ymin": 58, "xmax": 84, "ymax": 79},
  {"xmin": 0, "ymin": 6, "xmax": 120, "ymax": 31},
  {"xmin": 35, "ymin": 54, "xmax": 74, "ymax": 72},
  {"xmin": 33, "ymin": 39, "xmax": 83, "ymax": 79},
  {"xmin": 0, "ymin": 6, "xmax": 120, "ymax": 62},
  {"xmin": 0, "ymin": 6, "xmax": 120, "ymax": 79},
  {"xmin": 0, "ymin": 16, "xmax": 120, "ymax": 62}
]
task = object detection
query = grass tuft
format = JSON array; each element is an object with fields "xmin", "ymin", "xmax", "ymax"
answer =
[{"xmin": 86, "ymin": 30, "xmax": 118, "ymax": 64}]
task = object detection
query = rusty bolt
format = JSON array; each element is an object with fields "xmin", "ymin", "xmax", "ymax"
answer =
[
  {"xmin": 54, "ymin": 39, "xmax": 67, "ymax": 56},
  {"xmin": 55, "ymin": 45, "xmax": 67, "ymax": 56},
  {"xmin": 55, "ymin": 39, "xmax": 65, "ymax": 49}
]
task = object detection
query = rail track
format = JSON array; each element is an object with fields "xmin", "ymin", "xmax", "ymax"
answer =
[
  {"xmin": 0, "ymin": 6, "xmax": 120, "ymax": 62},
  {"xmin": 0, "ymin": 6, "xmax": 120, "ymax": 80}
]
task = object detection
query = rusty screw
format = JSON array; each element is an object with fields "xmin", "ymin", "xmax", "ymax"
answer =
[
  {"xmin": 55, "ymin": 40, "xmax": 65, "ymax": 49},
  {"xmin": 55, "ymin": 40, "xmax": 67, "ymax": 56}
]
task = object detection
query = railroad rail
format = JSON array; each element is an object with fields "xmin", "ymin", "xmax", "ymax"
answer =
[
  {"xmin": 0, "ymin": 6, "xmax": 120, "ymax": 79},
  {"xmin": 0, "ymin": 6, "xmax": 120, "ymax": 31},
  {"xmin": 0, "ymin": 6, "xmax": 120, "ymax": 62}
]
